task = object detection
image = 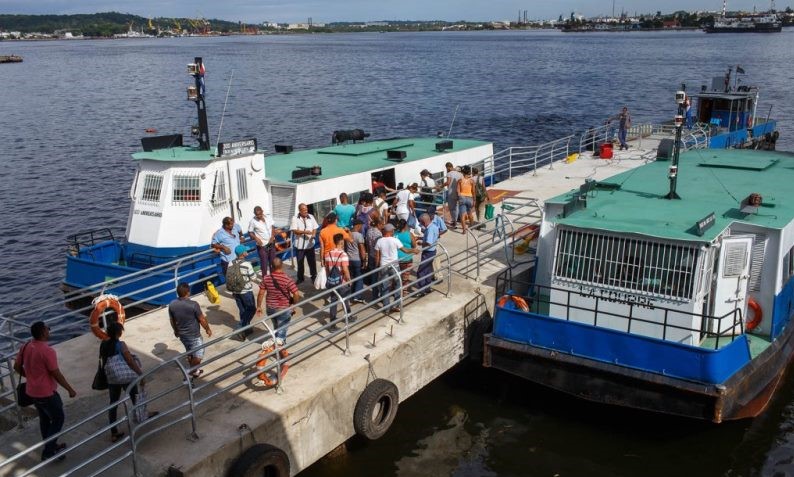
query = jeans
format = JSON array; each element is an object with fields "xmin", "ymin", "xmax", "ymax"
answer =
[
  {"xmin": 267, "ymin": 307, "xmax": 291, "ymax": 342},
  {"xmin": 328, "ymin": 284, "xmax": 350, "ymax": 323},
  {"xmin": 365, "ymin": 260, "xmax": 381, "ymax": 301},
  {"xmin": 379, "ymin": 266, "xmax": 400, "ymax": 311},
  {"xmin": 447, "ymin": 194, "xmax": 459, "ymax": 224},
  {"xmin": 295, "ymin": 248, "xmax": 317, "ymax": 282},
  {"xmin": 417, "ymin": 249, "xmax": 436, "ymax": 289},
  {"xmin": 458, "ymin": 196, "xmax": 473, "ymax": 218},
  {"xmin": 234, "ymin": 291, "xmax": 256, "ymax": 329},
  {"xmin": 348, "ymin": 260, "xmax": 363, "ymax": 298},
  {"xmin": 33, "ymin": 392, "xmax": 65, "ymax": 459},
  {"xmin": 618, "ymin": 127, "xmax": 628, "ymax": 148},
  {"xmin": 256, "ymin": 244, "xmax": 275, "ymax": 277},
  {"xmin": 108, "ymin": 383, "xmax": 139, "ymax": 435}
]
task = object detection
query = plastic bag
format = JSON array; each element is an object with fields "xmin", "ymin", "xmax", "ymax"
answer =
[
  {"xmin": 484, "ymin": 204, "xmax": 495, "ymax": 220},
  {"xmin": 314, "ymin": 266, "xmax": 327, "ymax": 290}
]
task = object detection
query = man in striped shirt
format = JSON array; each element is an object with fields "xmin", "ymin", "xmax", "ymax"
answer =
[{"xmin": 256, "ymin": 258, "xmax": 301, "ymax": 349}]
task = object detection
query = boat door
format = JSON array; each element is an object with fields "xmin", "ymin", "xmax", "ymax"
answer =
[
  {"xmin": 372, "ymin": 169, "xmax": 396, "ymax": 191},
  {"xmin": 709, "ymin": 236, "xmax": 753, "ymax": 334}
]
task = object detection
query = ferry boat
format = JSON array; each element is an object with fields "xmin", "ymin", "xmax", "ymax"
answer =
[
  {"xmin": 703, "ymin": 1, "xmax": 782, "ymax": 33},
  {"xmin": 0, "ymin": 55, "xmax": 23, "ymax": 63},
  {"xmin": 63, "ymin": 57, "xmax": 493, "ymax": 305},
  {"xmin": 484, "ymin": 93, "xmax": 793, "ymax": 422}
]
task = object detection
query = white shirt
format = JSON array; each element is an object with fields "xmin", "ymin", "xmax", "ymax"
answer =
[
  {"xmin": 375, "ymin": 236, "xmax": 403, "ymax": 266},
  {"xmin": 290, "ymin": 214, "xmax": 318, "ymax": 250},
  {"xmin": 248, "ymin": 216, "xmax": 273, "ymax": 244},
  {"xmin": 374, "ymin": 197, "xmax": 389, "ymax": 219},
  {"xmin": 395, "ymin": 189, "xmax": 413, "ymax": 215}
]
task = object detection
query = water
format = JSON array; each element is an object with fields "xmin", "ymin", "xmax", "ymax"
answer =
[{"xmin": 1, "ymin": 30, "xmax": 794, "ymax": 476}]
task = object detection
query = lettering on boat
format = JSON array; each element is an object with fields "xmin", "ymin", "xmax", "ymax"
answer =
[
  {"xmin": 218, "ymin": 138, "xmax": 257, "ymax": 157},
  {"xmin": 133, "ymin": 209, "xmax": 163, "ymax": 217},
  {"xmin": 578, "ymin": 286, "xmax": 656, "ymax": 309}
]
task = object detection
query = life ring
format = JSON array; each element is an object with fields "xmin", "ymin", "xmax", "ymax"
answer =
[
  {"xmin": 274, "ymin": 231, "xmax": 291, "ymax": 252},
  {"xmin": 497, "ymin": 294, "xmax": 529, "ymax": 312},
  {"xmin": 89, "ymin": 294, "xmax": 126, "ymax": 340},
  {"xmin": 227, "ymin": 443, "xmax": 290, "ymax": 477},
  {"xmin": 746, "ymin": 297, "xmax": 762, "ymax": 331},
  {"xmin": 353, "ymin": 378, "xmax": 399, "ymax": 440},
  {"xmin": 747, "ymin": 116, "xmax": 753, "ymax": 128},
  {"xmin": 256, "ymin": 343, "xmax": 289, "ymax": 387}
]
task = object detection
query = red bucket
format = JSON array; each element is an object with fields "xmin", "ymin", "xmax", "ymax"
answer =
[{"xmin": 599, "ymin": 142, "xmax": 613, "ymax": 159}]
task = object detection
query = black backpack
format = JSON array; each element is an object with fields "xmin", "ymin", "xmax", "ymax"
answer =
[{"xmin": 326, "ymin": 254, "xmax": 343, "ymax": 287}]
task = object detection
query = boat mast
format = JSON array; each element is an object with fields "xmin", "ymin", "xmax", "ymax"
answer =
[
  {"xmin": 189, "ymin": 57, "xmax": 211, "ymax": 151},
  {"xmin": 666, "ymin": 86, "xmax": 686, "ymax": 200},
  {"xmin": 722, "ymin": 0, "xmax": 727, "ymax": 17}
]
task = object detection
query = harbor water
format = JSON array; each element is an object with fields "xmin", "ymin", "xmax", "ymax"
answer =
[{"xmin": 2, "ymin": 29, "xmax": 794, "ymax": 476}]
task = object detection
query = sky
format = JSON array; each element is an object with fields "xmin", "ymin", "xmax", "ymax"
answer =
[{"xmin": 0, "ymin": 0, "xmax": 785, "ymax": 23}]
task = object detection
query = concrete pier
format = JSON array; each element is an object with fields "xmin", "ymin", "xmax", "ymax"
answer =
[{"xmin": 0, "ymin": 135, "xmax": 666, "ymax": 476}]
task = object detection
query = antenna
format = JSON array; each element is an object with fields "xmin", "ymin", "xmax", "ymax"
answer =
[
  {"xmin": 188, "ymin": 57, "xmax": 210, "ymax": 150},
  {"xmin": 447, "ymin": 104, "xmax": 460, "ymax": 138},
  {"xmin": 215, "ymin": 70, "xmax": 235, "ymax": 154},
  {"xmin": 665, "ymin": 84, "xmax": 686, "ymax": 200}
]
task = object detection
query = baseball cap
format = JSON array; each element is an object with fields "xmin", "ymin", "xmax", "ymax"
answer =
[
  {"xmin": 234, "ymin": 245, "xmax": 248, "ymax": 256},
  {"xmin": 383, "ymin": 223, "xmax": 395, "ymax": 232}
]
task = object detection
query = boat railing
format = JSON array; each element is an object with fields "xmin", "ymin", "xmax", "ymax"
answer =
[
  {"xmin": 66, "ymin": 227, "xmax": 122, "ymax": 255},
  {"xmin": 495, "ymin": 271, "xmax": 745, "ymax": 350},
  {"xmin": 486, "ymin": 135, "xmax": 575, "ymax": 182}
]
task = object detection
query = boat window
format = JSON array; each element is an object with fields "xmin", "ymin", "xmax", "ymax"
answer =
[
  {"xmin": 349, "ymin": 189, "xmax": 370, "ymax": 205},
  {"xmin": 210, "ymin": 170, "xmax": 227, "ymax": 208},
  {"xmin": 270, "ymin": 185, "xmax": 295, "ymax": 227},
  {"xmin": 172, "ymin": 174, "xmax": 201, "ymax": 204},
  {"xmin": 236, "ymin": 168, "xmax": 249, "ymax": 201},
  {"xmin": 554, "ymin": 228, "xmax": 700, "ymax": 300},
  {"xmin": 139, "ymin": 173, "xmax": 164, "ymax": 203},
  {"xmin": 784, "ymin": 245, "xmax": 794, "ymax": 283}
]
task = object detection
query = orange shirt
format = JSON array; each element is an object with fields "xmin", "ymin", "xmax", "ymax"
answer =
[
  {"xmin": 458, "ymin": 177, "xmax": 474, "ymax": 197},
  {"xmin": 320, "ymin": 223, "xmax": 351, "ymax": 254}
]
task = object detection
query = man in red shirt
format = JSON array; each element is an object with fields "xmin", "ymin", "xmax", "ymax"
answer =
[
  {"xmin": 14, "ymin": 321, "xmax": 77, "ymax": 461},
  {"xmin": 256, "ymin": 258, "xmax": 301, "ymax": 351}
]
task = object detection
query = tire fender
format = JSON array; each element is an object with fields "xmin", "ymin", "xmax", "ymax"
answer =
[
  {"xmin": 227, "ymin": 443, "xmax": 289, "ymax": 477},
  {"xmin": 353, "ymin": 378, "xmax": 399, "ymax": 440}
]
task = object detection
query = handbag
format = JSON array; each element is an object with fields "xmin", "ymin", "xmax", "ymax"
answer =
[
  {"xmin": 134, "ymin": 386, "xmax": 149, "ymax": 423},
  {"xmin": 91, "ymin": 351, "xmax": 108, "ymax": 390},
  {"xmin": 104, "ymin": 342, "xmax": 140, "ymax": 385},
  {"xmin": 15, "ymin": 343, "xmax": 34, "ymax": 407}
]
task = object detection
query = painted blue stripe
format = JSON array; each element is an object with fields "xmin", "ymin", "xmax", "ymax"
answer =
[{"xmin": 492, "ymin": 306, "xmax": 752, "ymax": 384}]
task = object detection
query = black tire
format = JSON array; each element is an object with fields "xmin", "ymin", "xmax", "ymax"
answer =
[
  {"xmin": 353, "ymin": 378, "xmax": 399, "ymax": 440},
  {"xmin": 227, "ymin": 443, "xmax": 289, "ymax": 477}
]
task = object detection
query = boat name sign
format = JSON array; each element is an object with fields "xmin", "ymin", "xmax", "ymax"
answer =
[
  {"xmin": 134, "ymin": 209, "xmax": 163, "ymax": 217},
  {"xmin": 218, "ymin": 138, "xmax": 257, "ymax": 158},
  {"xmin": 578, "ymin": 286, "xmax": 656, "ymax": 310}
]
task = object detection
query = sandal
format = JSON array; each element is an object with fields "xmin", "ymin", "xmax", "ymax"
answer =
[
  {"xmin": 110, "ymin": 432, "xmax": 125, "ymax": 443},
  {"xmin": 190, "ymin": 369, "xmax": 204, "ymax": 379}
]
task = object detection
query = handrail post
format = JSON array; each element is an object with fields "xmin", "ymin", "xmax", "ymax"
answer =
[
  {"xmin": 391, "ymin": 263, "xmax": 404, "ymax": 324},
  {"xmin": 549, "ymin": 143, "xmax": 555, "ymax": 170},
  {"xmin": 435, "ymin": 242, "xmax": 452, "ymax": 297},
  {"xmin": 173, "ymin": 360, "xmax": 200, "ymax": 437},
  {"xmin": 333, "ymin": 288, "xmax": 351, "ymax": 355},
  {"xmin": 508, "ymin": 147, "xmax": 513, "ymax": 179},
  {"xmin": 123, "ymin": 398, "xmax": 141, "ymax": 476},
  {"xmin": 533, "ymin": 147, "xmax": 540, "ymax": 175}
]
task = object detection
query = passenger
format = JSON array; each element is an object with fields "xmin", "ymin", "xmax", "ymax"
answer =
[
  {"xmin": 101, "ymin": 322, "xmax": 156, "ymax": 442},
  {"xmin": 365, "ymin": 213, "xmax": 384, "ymax": 301},
  {"xmin": 319, "ymin": 212, "xmax": 351, "ymax": 260},
  {"xmin": 334, "ymin": 192, "xmax": 356, "ymax": 228},
  {"xmin": 393, "ymin": 183, "xmax": 417, "ymax": 222},
  {"xmin": 228, "ymin": 245, "xmax": 258, "ymax": 341},
  {"xmin": 416, "ymin": 213, "xmax": 439, "ymax": 295},
  {"xmin": 472, "ymin": 167, "xmax": 488, "ymax": 223},
  {"xmin": 346, "ymin": 218, "xmax": 367, "ymax": 303},
  {"xmin": 324, "ymin": 233, "xmax": 351, "ymax": 326},
  {"xmin": 256, "ymin": 258, "xmax": 301, "ymax": 349},
  {"xmin": 395, "ymin": 219, "xmax": 416, "ymax": 294},
  {"xmin": 610, "ymin": 106, "xmax": 632, "ymax": 150},
  {"xmin": 457, "ymin": 165, "xmax": 475, "ymax": 233},
  {"xmin": 373, "ymin": 187, "xmax": 390, "ymax": 223},
  {"xmin": 14, "ymin": 321, "xmax": 77, "ymax": 462},
  {"xmin": 354, "ymin": 192, "xmax": 373, "ymax": 236},
  {"xmin": 374, "ymin": 223, "xmax": 415, "ymax": 313},
  {"xmin": 426, "ymin": 204, "xmax": 448, "ymax": 237},
  {"xmin": 248, "ymin": 206, "xmax": 276, "ymax": 277},
  {"xmin": 443, "ymin": 162, "xmax": 463, "ymax": 229},
  {"xmin": 169, "ymin": 282, "xmax": 212, "ymax": 380},
  {"xmin": 419, "ymin": 169, "xmax": 437, "ymax": 204},
  {"xmin": 211, "ymin": 216, "xmax": 244, "ymax": 276},
  {"xmin": 290, "ymin": 204, "xmax": 319, "ymax": 285}
]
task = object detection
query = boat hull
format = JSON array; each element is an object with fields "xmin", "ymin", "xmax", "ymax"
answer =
[
  {"xmin": 704, "ymin": 25, "xmax": 782, "ymax": 33},
  {"xmin": 483, "ymin": 319, "xmax": 794, "ymax": 422}
]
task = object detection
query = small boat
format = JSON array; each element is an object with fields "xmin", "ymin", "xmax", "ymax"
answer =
[
  {"xmin": 484, "ymin": 88, "xmax": 793, "ymax": 422},
  {"xmin": 63, "ymin": 57, "xmax": 493, "ymax": 305},
  {"xmin": 0, "ymin": 55, "xmax": 23, "ymax": 63}
]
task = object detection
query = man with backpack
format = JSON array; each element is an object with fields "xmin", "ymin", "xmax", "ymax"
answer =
[
  {"xmin": 226, "ymin": 245, "xmax": 257, "ymax": 341},
  {"xmin": 324, "ymin": 233, "xmax": 351, "ymax": 326}
]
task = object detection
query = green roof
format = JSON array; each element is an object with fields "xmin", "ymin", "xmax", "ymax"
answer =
[
  {"xmin": 263, "ymin": 137, "xmax": 490, "ymax": 184},
  {"xmin": 132, "ymin": 146, "xmax": 217, "ymax": 162},
  {"xmin": 549, "ymin": 149, "xmax": 794, "ymax": 242}
]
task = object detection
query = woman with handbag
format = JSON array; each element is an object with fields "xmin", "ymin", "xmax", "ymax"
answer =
[{"xmin": 100, "ymin": 322, "xmax": 147, "ymax": 442}]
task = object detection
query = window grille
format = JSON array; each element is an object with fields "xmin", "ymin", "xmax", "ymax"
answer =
[
  {"xmin": 210, "ymin": 170, "xmax": 227, "ymax": 208},
  {"xmin": 139, "ymin": 174, "xmax": 163, "ymax": 203},
  {"xmin": 236, "ymin": 168, "xmax": 248, "ymax": 201},
  {"xmin": 172, "ymin": 174, "xmax": 201, "ymax": 204},
  {"xmin": 271, "ymin": 186, "xmax": 296, "ymax": 227},
  {"xmin": 553, "ymin": 228, "xmax": 700, "ymax": 300}
]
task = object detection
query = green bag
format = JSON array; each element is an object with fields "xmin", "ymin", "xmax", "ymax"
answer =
[{"xmin": 484, "ymin": 204, "xmax": 495, "ymax": 220}]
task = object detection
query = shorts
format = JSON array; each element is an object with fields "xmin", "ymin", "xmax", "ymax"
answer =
[
  {"xmin": 180, "ymin": 335, "xmax": 204, "ymax": 360},
  {"xmin": 458, "ymin": 196, "xmax": 473, "ymax": 214}
]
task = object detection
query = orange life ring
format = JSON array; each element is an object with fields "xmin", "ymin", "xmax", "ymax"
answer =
[
  {"xmin": 89, "ymin": 295, "xmax": 126, "ymax": 340},
  {"xmin": 746, "ymin": 297, "xmax": 762, "ymax": 331},
  {"xmin": 497, "ymin": 295, "xmax": 529, "ymax": 312},
  {"xmin": 274, "ymin": 231, "xmax": 291, "ymax": 252},
  {"xmin": 256, "ymin": 344, "xmax": 289, "ymax": 386}
]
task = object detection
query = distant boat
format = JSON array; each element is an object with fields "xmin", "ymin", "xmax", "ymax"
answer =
[
  {"xmin": 0, "ymin": 55, "xmax": 23, "ymax": 63},
  {"xmin": 704, "ymin": 13, "xmax": 782, "ymax": 33}
]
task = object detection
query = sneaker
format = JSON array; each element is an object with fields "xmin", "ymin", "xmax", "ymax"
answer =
[
  {"xmin": 262, "ymin": 338, "xmax": 275, "ymax": 350},
  {"xmin": 275, "ymin": 338, "xmax": 285, "ymax": 347},
  {"xmin": 352, "ymin": 298, "xmax": 366, "ymax": 304}
]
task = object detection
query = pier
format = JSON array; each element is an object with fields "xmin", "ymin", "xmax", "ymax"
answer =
[{"xmin": 0, "ymin": 126, "xmax": 679, "ymax": 476}]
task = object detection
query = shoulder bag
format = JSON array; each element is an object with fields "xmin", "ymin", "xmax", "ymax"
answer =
[
  {"xmin": 92, "ymin": 346, "xmax": 109, "ymax": 390},
  {"xmin": 15, "ymin": 342, "xmax": 34, "ymax": 407},
  {"xmin": 105, "ymin": 342, "xmax": 140, "ymax": 385}
]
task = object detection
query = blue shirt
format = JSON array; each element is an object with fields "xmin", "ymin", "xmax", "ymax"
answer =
[
  {"xmin": 396, "ymin": 230, "xmax": 412, "ymax": 262},
  {"xmin": 334, "ymin": 203, "xmax": 356, "ymax": 228},
  {"xmin": 211, "ymin": 223, "xmax": 242, "ymax": 263},
  {"xmin": 431, "ymin": 215, "xmax": 447, "ymax": 234},
  {"xmin": 422, "ymin": 222, "xmax": 440, "ymax": 252}
]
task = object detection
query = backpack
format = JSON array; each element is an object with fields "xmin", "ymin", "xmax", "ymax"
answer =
[
  {"xmin": 326, "ymin": 253, "xmax": 343, "ymax": 287},
  {"xmin": 225, "ymin": 261, "xmax": 248, "ymax": 293},
  {"xmin": 475, "ymin": 177, "xmax": 487, "ymax": 203}
]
